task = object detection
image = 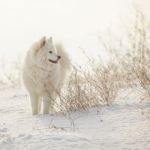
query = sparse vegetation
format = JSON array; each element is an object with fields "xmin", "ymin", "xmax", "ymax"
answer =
[
  {"xmin": 59, "ymin": 9, "xmax": 150, "ymax": 112},
  {"xmin": 0, "ymin": 57, "xmax": 22, "ymax": 87},
  {"xmin": 58, "ymin": 62, "xmax": 120, "ymax": 112}
]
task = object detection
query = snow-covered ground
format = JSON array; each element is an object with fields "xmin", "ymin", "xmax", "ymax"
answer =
[{"xmin": 0, "ymin": 87, "xmax": 150, "ymax": 150}]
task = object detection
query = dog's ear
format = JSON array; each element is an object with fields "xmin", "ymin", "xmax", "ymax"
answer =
[
  {"xmin": 48, "ymin": 37, "xmax": 53, "ymax": 44},
  {"xmin": 39, "ymin": 36, "xmax": 46, "ymax": 48}
]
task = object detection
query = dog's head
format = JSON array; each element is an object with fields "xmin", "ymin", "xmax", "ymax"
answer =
[{"xmin": 37, "ymin": 36, "xmax": 61, "ymax": 64}]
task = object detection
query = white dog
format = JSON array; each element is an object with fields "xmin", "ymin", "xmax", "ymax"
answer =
[{"xmin": 23, "ymin": 36, "xmax": 70, "ymax": 115}]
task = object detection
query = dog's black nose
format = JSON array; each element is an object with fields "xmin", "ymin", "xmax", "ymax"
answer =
[{"xmin": 58, "ymin": 56, "xmax": 61, "ymax": 59}]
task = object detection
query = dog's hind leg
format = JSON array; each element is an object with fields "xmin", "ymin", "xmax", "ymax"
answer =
[{"xmin": 29, "ymin": 93, "xmax": 39, "ymax": 115}]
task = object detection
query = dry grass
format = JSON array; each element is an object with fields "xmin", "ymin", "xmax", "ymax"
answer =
[
  {"xmin": 129, "ymin": 11, "xmax": 150, "ymax": 99},
  {"xmin": 97, "ymin": 9, "xmax": 150, "ymax": 101},
  {"xmin": 0, "ymin": 57, "xmax": 22, "ymax": 87},
  {"xmin": 57, "ymin": 61, "xmax": 120, "ymax": 112}
]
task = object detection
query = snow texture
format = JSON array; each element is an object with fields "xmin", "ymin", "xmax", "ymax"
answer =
[{"xmin": 0, "ymin": 87, "xmax": 150, "ymax": 150}]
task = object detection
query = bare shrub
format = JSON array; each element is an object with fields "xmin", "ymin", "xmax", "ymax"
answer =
[
  {"xmin": 129, "ymin": 10, "xmax": 150, "ymax": 98},
  {"xmin": 113, "ymin": 9, "xmax": 150, "ymax": 99},
  {"xmin": 56, "ymin": 11, "xmax": 150, "ymax": 112},
  {"xmin": 0, "ymin": 57, "xmax": 22, "ymax": 87},
  {"xmin": 57, "ymin": 60, "xmax": 120, "ymax": 112},
  {"xmin": 97, "ymin": 8, "xmax": 150, "ymax": 100}
]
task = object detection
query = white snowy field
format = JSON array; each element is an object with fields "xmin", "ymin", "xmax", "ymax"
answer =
[{"xmin": 0, "ymin": 87, "xmax": 150, "ymax": 150}]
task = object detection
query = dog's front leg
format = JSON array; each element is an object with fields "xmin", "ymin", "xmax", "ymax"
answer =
[
  {"xmin": 29, "ymin": 93, "xmax": 39, "ymax": 115},
  {"xmin": 43, "ymin": 97, "xmax": 51, "ymax": 114}
]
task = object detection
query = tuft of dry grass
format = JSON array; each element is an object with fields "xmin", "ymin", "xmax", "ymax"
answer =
[
  {"xmin": 97, "ymin": 9, "xmax": 150, "ymax": 101},
  {"xmin": 57, "ymin": 61, "xmax": 120, "ymax": 112},
  {"xmin": 0, "ymin": 57, "xmax": 22, "ymax": 87}
]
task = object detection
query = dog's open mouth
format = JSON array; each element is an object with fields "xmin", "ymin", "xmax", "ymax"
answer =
[
  {"xmin": 48, "ymin": 59, "xmax": 58, "ymax": 64},
  {"xmin": 48, "ymin": 56, "xmax": 61, "ymax": 64}
]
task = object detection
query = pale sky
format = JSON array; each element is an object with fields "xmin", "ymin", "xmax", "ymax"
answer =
[{"xmin": 0, "ymin": 0, "xmax": 148, "ymax": 64}]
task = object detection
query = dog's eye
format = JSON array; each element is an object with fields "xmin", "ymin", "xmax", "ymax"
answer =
[{"xmin": 49, "ymin": 51, "xmax": 53, "ymax": 53}]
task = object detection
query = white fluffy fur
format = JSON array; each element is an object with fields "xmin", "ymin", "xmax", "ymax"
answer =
[{"xmin": 23, "ymin": 36, "xmax": 70, "ymax": 115}]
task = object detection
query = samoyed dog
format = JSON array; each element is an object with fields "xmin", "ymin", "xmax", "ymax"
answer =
[{"xmin": 23, "ymin": 36, "xmax": 70, "ymax": 115}]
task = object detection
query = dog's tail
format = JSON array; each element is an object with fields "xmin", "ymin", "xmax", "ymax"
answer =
[{"xmin": 55, "ymin": 43, "xmax": 71, "ymax": 70}]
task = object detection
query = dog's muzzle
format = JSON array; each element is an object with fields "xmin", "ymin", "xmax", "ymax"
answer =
[{"xmin": 48, "ymin": 56, "xmax": 61, "ymax": 64}]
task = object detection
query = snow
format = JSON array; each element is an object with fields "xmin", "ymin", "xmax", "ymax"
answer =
[{"xmin": 0, "ymin": 87, "xmax": 150, "ymax": 150}]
